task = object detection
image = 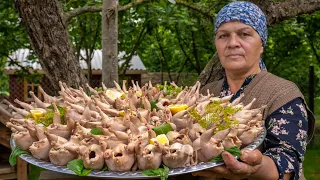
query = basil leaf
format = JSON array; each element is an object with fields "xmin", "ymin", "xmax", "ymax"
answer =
[
  {"xmin": 81, "ymin": 169, "xmax": 92, "ymax": 176},
  {"xmin": 142, "ymin": 165, "xmax": 169, "ymax": 180},
  {"xmin": 28, "ymin": 164, "xmax": 43, "ymax": 180},
  {"xmin": 142, "ymin": 169, "xmax": 161, "ymax": 176},
  {"xmin": 9, "ymin": 147, "xmax": 30, "ymax": 166},
  {"xmin": 160, "ymin": 165, "xmax": 169, "ymax": 180},
  {"xmin": 210, "ymin": 146, "xmax": 242, "ymax": 162},
  {"xmin": 152, "ymin": 123, "xmax": 173, "ymax": 136},
  {"xmin": 101, "ymin": 166, "xmax": 109, "ymax": 171},
  {"xmin": 67, "ymin": 159, "xmax": 92, "ymax": 176},
  {"xmin": 90, "ymin": 128, "xmax": 104, "ymax": 135}
]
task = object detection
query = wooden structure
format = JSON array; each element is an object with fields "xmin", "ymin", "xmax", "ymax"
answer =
[
  {"xmin": 4, "ymin": 49, "xmax": 147, "ymax": 103},
  {"xmin": 0, "ymin": 99, "xmax": 21, "ymax": 180}
]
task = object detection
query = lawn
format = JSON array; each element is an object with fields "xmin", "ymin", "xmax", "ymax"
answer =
[
  {"xmin": 304, "ymin": 119, "xmax": 320, "ymax": 179},
  {"xmin": 304, "ymin": 148, "xmax": 320, "ymax": 180}
]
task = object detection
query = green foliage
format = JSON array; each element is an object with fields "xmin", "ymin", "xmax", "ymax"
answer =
[
  {"xmin": 0, "ymin": 1, "xmax": 30, "ymax": 95},
  {"xmin": 133, "ymin": 1, "xmax": 216, "ymax": 79}
]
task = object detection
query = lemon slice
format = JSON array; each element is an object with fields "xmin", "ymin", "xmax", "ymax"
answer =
[
  {"xmin": 105, "ymin": 89, "xmax": 124, "ymax": 100},
  {"xmin": 30, "ymin": 109, "xmax": 44, "ymax": 120},
  {"xmin": 168, "ymin": 104, "xmax": 188, "ymax": 114},
  {"xmin": 150, "ymin": 134, "xmax": 169, "ymax": 146}
]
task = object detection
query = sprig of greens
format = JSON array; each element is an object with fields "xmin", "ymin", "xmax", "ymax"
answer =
[
  {"xmin": 141, "ymin": 99, "xmax": 159, "ymax": 111},
  {"xmin": 36, "ymin": 105, "xmax": 66, "ymax": 126},
  {"xmin": 67, "ymin": 159, "xmax": 92, "ymax": 176},
  {"xmin": 188, "ymin": 101, "xmax": 241, "ymax": 131},
  {"xmin": 9, "ymin": 146, "xmax": 30, "ymax": 166},
  {"xmin": 150, "ymin": 99, "xmax": 159, "ymax": 111},
  {"xmin": 210, "ymin": 146, "xmax": 242, "ymax": 162},
  {"xmin": 155, "ymin": 84, "xmax": 182, "ymax": 97},
  {"xmin": 141, "ymin": 165, "xmax": 170, "ymax": 180}
]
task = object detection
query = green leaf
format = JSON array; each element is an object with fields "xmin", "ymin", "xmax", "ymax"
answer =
[
  {"xmin": 28, "ymin": 164, "xmax": 44, "ymax": 180},
  {"xmin": 101, "ymin": 166, "xmax": 109, "ymax": 171},
  {"xmin": 9, "ymin": 147, "xmax": 30, "ymax": 166},
  {"xmin": 81, "ymin": 169, "xmax": 92, "ymax": 176},
  {"xmin": 152, "ymin": 123, "xmax": 173, "ymax": 136},
  {"xmin": 150, "ymin": 100, "xmax": 159, "ymax": 111},
  {"xmin": 142, "ymin": 169, "xmax": 161, "ymax": 176},
  {"xmin": 210, "ymin": 146, "xmax": 242, "ymax": 162},
  {"xmin": 67, "ymin": 159, "xmax": 92, "ymax": 176},
  {"xmin": 142, "ymin": 165, "xmax": 170, "ymax": 180},
  {"xmin": 90, "ymin": 128, "xmax": 104, "ymax": 135}
]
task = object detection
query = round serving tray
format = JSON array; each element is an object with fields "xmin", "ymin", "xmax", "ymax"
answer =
[{"xmin": 10, "ymin": 127, "xmax": 266, "ymax": 179}]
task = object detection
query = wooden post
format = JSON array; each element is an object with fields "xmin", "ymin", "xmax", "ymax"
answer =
[
  {"xmin": 309, "ymin": 66, "xmax": 314, "ymax": 113},
  {"xmin": 308, "ymin": 66, "xmax": 315, "ymax": 148},
  {"xmin": 17, "ymin": 158, "xmax": 28, "ymax": 180}
]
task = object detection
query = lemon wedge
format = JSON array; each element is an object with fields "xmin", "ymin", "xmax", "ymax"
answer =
[
  {"xmin": 150, "ymin": 134, "xmax": 169, "ymax": 146},
  {"xmin": 30, "ymin": 109, "xmax": 44, "ymax": 120},
  {"xmin": 105, "ymin": 89, "xmax": 124, "ymax": 100},
  {"xmin": 119, "ymin": 110, "xmax": 125, "ymax": 117},
  {"xmin": 136, "ymin": 91, "xmax": 142, "ymax": 97},
  {"xmin": 168, "ymin": 104, "xmax": 188, "ymax": 114}
]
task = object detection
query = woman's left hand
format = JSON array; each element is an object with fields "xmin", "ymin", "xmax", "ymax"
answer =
[{"xmin": 192, "ymin": 149, "xmax": 263, "ymax": 180}]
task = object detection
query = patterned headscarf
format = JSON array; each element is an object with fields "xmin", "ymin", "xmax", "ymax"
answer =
[
  {"xmin": 214, "ymin": 1, "xmax": 268, "ymax": 47},
  {"xmin": 215, "ymin": 1, "xmax": 267, "ymax": 70}
]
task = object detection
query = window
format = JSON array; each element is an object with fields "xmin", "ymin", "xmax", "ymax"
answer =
[{"xmin": 24, "ymin": 79, "xmax": 41, "ymax": 102}]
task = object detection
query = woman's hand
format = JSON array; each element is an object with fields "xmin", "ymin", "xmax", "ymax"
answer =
[{"xmin": 192, "ymin": 149, "xmax": 278, "ymax": 180}]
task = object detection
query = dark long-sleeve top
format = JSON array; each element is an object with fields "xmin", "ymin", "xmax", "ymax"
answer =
[{"xmin": 220, "ymin": 74, "xmax": 308, "ymax": 180}]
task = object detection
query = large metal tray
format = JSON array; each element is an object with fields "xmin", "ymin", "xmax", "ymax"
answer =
[{"xmin": 10, "ymin": 127, "xmax": 266, "ymax": 179}]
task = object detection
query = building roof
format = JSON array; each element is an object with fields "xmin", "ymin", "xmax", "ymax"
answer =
[{"xmin": 4, "ymin": 49, "xmax": 146, "ymax": 74}]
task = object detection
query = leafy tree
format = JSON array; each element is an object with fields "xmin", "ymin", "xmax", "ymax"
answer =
[{"xmin": 1, "ymin": 0, "xmax": 320, "ymax": 94}]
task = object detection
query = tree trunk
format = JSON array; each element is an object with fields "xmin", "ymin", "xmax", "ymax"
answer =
[
  {"xmin": 15, "ymin": 0, "xmax": 87, "ymax": 93},
  {"xmin": 198, "ymin": 52, "xmax": 224, "ymax": 86},
  {"xmin": 102, "ymin": 0, "xmax": 118, "ymax": 88}
]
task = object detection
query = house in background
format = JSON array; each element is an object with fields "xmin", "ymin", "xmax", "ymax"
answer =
[{"xmin": 4, "ymin": 49, "xmax": 147, "ymax": 103}]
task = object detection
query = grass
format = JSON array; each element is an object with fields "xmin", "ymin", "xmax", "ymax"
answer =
[
  {"xmin": 304, "ymin": 119, "xmax": 320, "ymax": 179},
  {"xmin": 304, "ymin": 148, "xmax": 320, "ymax": 180}
]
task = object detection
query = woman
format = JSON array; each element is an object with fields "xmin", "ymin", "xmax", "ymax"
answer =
[{"xmin": 193, "ymin": 1, "xmax": 315, "ymax": 180}]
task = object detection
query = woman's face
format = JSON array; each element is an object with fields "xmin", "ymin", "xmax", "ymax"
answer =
[{"xmin": 215, "ymin": 21, "xmax": 263, "ymax": 75}]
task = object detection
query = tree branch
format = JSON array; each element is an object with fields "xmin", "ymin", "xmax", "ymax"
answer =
[
  {"xmin": 64, "ymin": 0, "xmax": 153, "ymax": 23},
  {"xmin": 64, "ymin": 6, "xmax": 102, "ymax": 23},
  {"xmin": 118, "ymin": 0, "xmax": 152, "ymax": 12},
  {"xmin": 249, "ymin": 0, "xmax": 320, "ymax": 25},
  {"xmin": 175, "ymin": 0, "xmax": 213, "ymax": 19},
  {"xmin": 64, "ymin": 0, "xmax": 320, "ymax": 25}
]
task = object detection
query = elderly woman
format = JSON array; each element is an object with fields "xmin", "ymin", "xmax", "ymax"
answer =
[{"xmin": 193, "ymin": 1, "xmax": 315, "ymax": 180}]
